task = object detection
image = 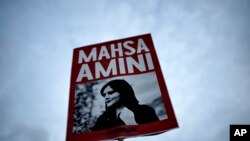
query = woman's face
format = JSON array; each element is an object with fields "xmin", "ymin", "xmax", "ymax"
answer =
[{"xmin": 102, "ymin": 86, "xmax": 121, "ymax": 107}]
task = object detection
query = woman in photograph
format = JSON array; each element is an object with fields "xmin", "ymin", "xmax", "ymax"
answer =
[{"xmin": 91, "ymin": 79, "xmax": 159, "ymax": 131}]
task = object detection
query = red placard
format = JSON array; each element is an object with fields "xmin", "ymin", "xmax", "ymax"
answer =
[{"xmin": 66, "ymin": 33, "xmax": 178, "ymax": 141}]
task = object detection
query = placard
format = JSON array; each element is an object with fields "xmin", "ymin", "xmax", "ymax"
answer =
[{"xmin": 66, "ymin": 33, "xmax": 178, "ymax": 141}]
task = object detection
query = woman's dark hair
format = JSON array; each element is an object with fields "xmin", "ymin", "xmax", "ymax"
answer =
[{"xmin": 100, "ymin": 79, "xmax": 139, "ymax": 109}]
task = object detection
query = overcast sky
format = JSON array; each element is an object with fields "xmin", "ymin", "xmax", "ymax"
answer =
[{"xmin": 0, "ymin": 0, "xmax": 250, "ymax": 141}]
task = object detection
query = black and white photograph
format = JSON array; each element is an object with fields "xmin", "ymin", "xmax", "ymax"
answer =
[{"xmin": 73, "ymin": 72, "xmax": 167, "ymax": 133}]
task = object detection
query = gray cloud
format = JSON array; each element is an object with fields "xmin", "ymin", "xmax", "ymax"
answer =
[
  {"xmin": 1, "ymin": 0, "xmax": 250, "ymax": 141},
  {"xmin": 0, "ymin": 124, "xmax": 49, "ymax": 141}
]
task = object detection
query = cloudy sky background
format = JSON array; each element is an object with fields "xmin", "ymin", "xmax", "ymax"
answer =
[{"xmin": 0, "ymin": 0, "xmax": 249, "ymax": 141}]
